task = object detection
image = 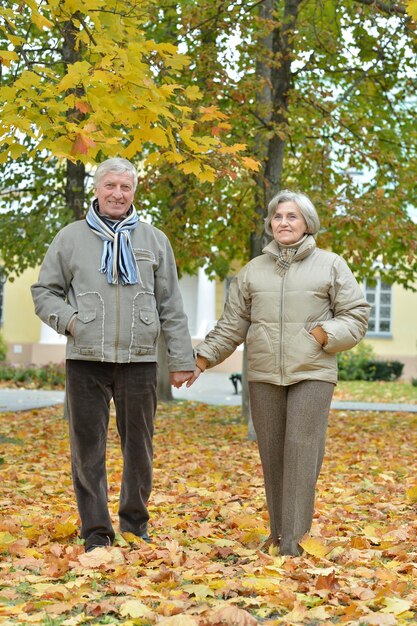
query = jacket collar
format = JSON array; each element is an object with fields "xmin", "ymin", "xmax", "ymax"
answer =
[{"xmin": 262, "ymin": 234, "xmax": 316, "ymax": 262}]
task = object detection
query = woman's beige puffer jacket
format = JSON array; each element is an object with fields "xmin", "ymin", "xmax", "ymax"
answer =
[{"xmin": 195, "ymin": 236, "xmax": 370, "ymax": 386}]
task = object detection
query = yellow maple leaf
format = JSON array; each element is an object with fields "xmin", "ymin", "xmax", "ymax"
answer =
[
  {"xmin": 218, "ymin": 143, "xmax": 247, "ymax": 155},
  {"xmin": 52, "ymin": 518, "xmax": 78, "ymax": 540},
  {"xmin": 184, "ymin": 85, "xmax": 202, "ymax": 101},
  {"xmin": 179, "ymin": 128, "xmax": 203, "ymax": 152},
  {"xmin": 0, "ymin": 531, "xmax": 17, "ymax": 550},
  {"xmin": 406, "ymin": 484, "xmax": 417, "ymax": 502},
  {"xmin": 149, "ymin": 127, "xmax": 170, "ymax": 148},
  {"xmin": 363, "ymin": 525, "xmax": 381, "ymax": 544},
  {"xmin": 198, "ymin": 167, "xmax": 217, "ymax": 183},
  {"xmin": 119, "ymin": 599, "xmax": 154, "ymax": 619},
  {"xmin": 381, "ymin": 597, "xmax": 412, "ymax": 615},
  {"xmin": 406, "ymin": 0, "xmax": 417, "ymax": 21},
  {"xmin": 31, "ymin": 10, "xmax": 54, "ymax": 30},
  {"xmin": 199, "ymin": 106, "xmax": 228, "ymax": 122},
  {"xmin": 56, "ymin": 60, "xmax": 91, "ymax": 93},
  {"xmin": 162, "ymin": 151, "xmax": 185, "ymax": 164},
  {"xmin": 120, "ymin": 531, "xmax": 152, "ymax": 546},
  {"xmin": 145, "ymin": 152, "xmax": 163, "ymax": 167},
  {"xmin": 229, "ymin": 514, "xmax": 260, "ymax": 529},
  {"xmin": 179, "ymin": 161, "xmax": 202, "ymax": 176},
  {"xmin": 299, "ymin": 536, "xmax": 331, "ymax": 557},
  {"xmin": 240, "ymin": 156, "xmax": 261, "ymax": 172},
  {"xmin": 241, "ymin": 527, "xmax": 269, "ymax": 548},
  {"xmin": 78, "ymin": 546, "xmax": 125, "ymax": 568},
  {"xmin": 182, "ymin": 584, "xmax": 215, "ymax": 599},
  {"xmin": 70, "ymin": 133, "xmax": 96, "ymax": 157},
  {"xmin": 0, "ymin": 50, "xmax": 19, "ymax": 66}
]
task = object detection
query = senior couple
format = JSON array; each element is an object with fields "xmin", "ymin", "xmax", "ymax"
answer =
[{"xmin": 32, "ymin": 157, "xmax": 369, "ymax": 556}]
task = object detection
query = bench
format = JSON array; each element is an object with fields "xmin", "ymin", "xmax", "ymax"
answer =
[{"xmin": 229, "ymin": 373, "xmax": 242, "ymax": 394}]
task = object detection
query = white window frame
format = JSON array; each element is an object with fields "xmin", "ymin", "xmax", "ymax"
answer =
[{"xmin": 364, "ymin": 278, "xmax": 393, "ymax": 338}]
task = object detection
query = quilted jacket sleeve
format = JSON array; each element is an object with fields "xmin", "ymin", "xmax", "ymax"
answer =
[
  {"xmin": 195, "ymin": 269, "xmax": 251, "ymax": 368},
  {"xmin": 321, "ymin": 256, "xmax": 371, "ymax": 354},
  {"xmin": 31, "ymin": 229, "xmax": 78, "ymax": 336}
]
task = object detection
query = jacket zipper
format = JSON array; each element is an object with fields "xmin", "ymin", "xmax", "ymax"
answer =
[
  {"xmin": 280, "ymin": 273, "xmax": 286, "ymax": 385},
  {"xmin": 115, "ymin": 283, "xmax": 120, "ymax": 361}
]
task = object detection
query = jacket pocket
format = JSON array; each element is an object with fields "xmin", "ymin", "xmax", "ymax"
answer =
[
  {"xmin": 130, "ymin": 307, "xmax": 160, "ymax": 354},
  {"xmin": 246, "ymin": 323, "xmax": 276, "ymax": 374},
  {"xmin": 74, "ymin": 309, "xmax": 100, "ymax": 350},
  {"xmin": 73, "ymin": 292, "xmax": 105, "ymax": 358},
  {"xmin": 133, "ymin": 249, "xmax": 156, "ymax": 290},
  {"xmin": 290, "ymin": 327, "xmax": 325, "ymax": 373}
]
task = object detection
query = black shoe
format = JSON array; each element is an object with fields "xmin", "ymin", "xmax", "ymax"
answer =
[
  {"xmin": 139, "ymin": 531, "xmax": 151, "ymax": 543},
  {"xmin": 261, "ymin": 535, "xmax": 279, "ymax": 552},
  {"xmin": 85, "ymin": 535, "xmax": 113, "ymax": 553}
]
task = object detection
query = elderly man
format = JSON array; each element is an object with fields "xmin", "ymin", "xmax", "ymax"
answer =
[{"xmin": 32, "ymin": 157, "xmax": 195, "ymax": 552}]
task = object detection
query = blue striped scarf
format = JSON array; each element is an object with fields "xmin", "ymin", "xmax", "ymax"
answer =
[{"xmin": 86, "ymin": 200, "xmax": 139, "ymax": 285}]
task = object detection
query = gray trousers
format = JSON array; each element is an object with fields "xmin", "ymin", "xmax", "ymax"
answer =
[
  {"xmin": 66, "ymin": 360, "xmax": 157, "ymax": 547},
  {"xmin": 249, "ymin": 380, "xmax": 334, "ymax": 555}
]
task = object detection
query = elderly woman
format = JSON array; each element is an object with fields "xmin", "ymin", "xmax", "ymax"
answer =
[{"xmin": 187, "ymin": 190, "xmax": 370, "ymax": 556}]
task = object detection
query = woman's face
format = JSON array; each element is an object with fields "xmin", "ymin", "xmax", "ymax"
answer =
[{"xmin": 271, "ymin": 201, "xmax": 307, "ymax": 245}]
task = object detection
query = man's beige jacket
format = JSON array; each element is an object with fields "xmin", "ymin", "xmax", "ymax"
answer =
[
  {"xmin": 31, "ymin": 220, "xmax": 195, "ymax": 371},
  {"xmin": 196, "ymin": 236, "xmax": 370, "ymax": 386}
]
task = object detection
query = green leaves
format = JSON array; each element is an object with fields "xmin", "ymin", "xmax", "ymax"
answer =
[{"xmin": 1, "ymin": 0, "xmax": 416, "ymax": 288}]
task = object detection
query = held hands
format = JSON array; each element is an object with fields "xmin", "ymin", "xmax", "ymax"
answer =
[
  {"xmin": 170, "ymin": 356, "xmax": 208, "ymax": 389},
  {"xmin": 186, "ymin": 354, "xmax": 208, "ymax": 387},
  {"xmin": 186, "ymin": 367, "xmax": 202, "ymax": 388},
  {"xmin": 169, "ymin": 371, "xmax": 195, "ymax": 389}
]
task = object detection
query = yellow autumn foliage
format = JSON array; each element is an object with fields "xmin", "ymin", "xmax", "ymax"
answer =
[{"xmin": 0, "ymin": 0, "xmax": 259, "ymax": 181}]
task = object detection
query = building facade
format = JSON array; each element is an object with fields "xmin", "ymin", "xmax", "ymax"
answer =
[{"xmin": 1, "ymin": 267, "xmax": 416, "ymax": 380}]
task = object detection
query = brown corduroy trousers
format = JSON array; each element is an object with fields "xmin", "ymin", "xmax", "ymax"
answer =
[
  {"xmin": 66, "ymin": 360, "xmax": 157, "ymax": 549},
  {"xmin": 249, "ymin": 380, "xmax": 334, "ymax": 555}
]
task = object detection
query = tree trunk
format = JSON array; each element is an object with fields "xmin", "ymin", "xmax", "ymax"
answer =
[
  {"xmin": 61, "ymin": 16, "xmax": 86, "ymax": 418},
  {"xmin": 62, "ymin": 16, "xmax": 86, "ymax": 221},
  {"xmin": 66, "ymin": 160, "xmax": 86, "ymax": 221},
  {"xmin": 245, "ymin": 0, "xmax": 301, "ymax": 432}
]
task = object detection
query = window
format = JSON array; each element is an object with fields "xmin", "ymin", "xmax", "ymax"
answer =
[{"xmin": 364, "ymin": 279, "xmax": 392, "ymax": 336}]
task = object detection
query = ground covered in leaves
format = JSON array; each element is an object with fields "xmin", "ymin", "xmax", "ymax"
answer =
[{"xmin": 1, "ymin": 401, "xmax": 417, "ymax": 625}]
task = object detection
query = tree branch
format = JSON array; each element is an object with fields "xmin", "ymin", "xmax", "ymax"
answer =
[
  {"xmin": 353, "ymin": 0, "xmax": 406, "ymax": 16},
  {"xmin": 76, "ymin": 14, "xmax": 98, "ymax": 47}
]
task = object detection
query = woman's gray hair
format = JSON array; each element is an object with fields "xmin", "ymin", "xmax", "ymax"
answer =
[
  {"xmin": 265, "ymin": 190, "xmax": 320, "ymax": 237},
  {"xmin": 94, "ymin": 157, "xmax": 138, "ymax": 191}
]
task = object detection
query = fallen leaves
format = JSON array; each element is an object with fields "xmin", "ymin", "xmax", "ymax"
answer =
[{"xmin": 1, "ymin": 401, "xmax": 417, "ymax": 624}]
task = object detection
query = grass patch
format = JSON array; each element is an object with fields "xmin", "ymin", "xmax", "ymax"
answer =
[{"xmin": 334, "ymin": 379, "xmax": 417, "ymax": 404}]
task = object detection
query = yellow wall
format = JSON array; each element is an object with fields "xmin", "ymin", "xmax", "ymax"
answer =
[
  {"xmin": 366, "ymin": 283, "xmax": 417, "ymax": 357},
  {"xmin": 215, "ymin": 280, "xmax": 225, "ymax": 319},
  {"xmin": 2, "ymin": 266, "xmax": 417, "ymax": 377},
  {"xmin": 2, "ymin": 267, "xmax": 41, "ymax": 343}
]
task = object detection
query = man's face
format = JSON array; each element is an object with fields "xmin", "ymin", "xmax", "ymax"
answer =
[{"xmin": 94, "ymin": 171, "xmax": 135, "ymax": 219}]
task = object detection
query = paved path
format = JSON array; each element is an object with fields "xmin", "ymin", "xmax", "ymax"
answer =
[
  {"xmin": 0, "ymin": 373, "xmax": 416, "ymax": 412},
  {"xmin": 0, "ymin": 389, "xmax": 65, "ymax": 412}
]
